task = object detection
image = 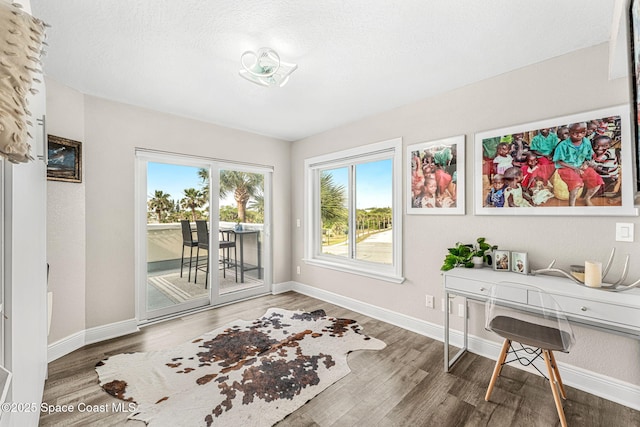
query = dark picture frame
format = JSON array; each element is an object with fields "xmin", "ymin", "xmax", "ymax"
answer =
[
  {"xmin": 474, "ymin": 105, "xmax": 637, "ymax": 216},
  {"xmin": 47, "ymin": 135, "xmax": 82, "ymax": 183}
]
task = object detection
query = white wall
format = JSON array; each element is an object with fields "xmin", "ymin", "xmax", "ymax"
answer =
[
  {"xmin": 46, "ymin": 79, "xmax": 86, "ymax": 343},
  {"xmin": 290, "ymin": 43, "xmax": 640, "ymax": 386},
  {"xmin": 81, "ymin": 96, "xmax": 292, "ymax": 328}
]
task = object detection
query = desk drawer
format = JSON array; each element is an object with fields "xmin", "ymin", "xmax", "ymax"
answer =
[
  {"xmin": 445, "ymin": 277, "xmax": 491, "ymax": 297},
  {"xmin": 445, "ymin": 277, "xmax": 527, "ymax": 303},
  {"xmin": 531, "ymin": 292, "xmax": 640, "ymax": 330}
]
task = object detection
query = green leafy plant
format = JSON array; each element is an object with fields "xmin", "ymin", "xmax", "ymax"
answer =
[{"xmin": 440, "ymin": 237, "xmax": 497, "ymax": 271}]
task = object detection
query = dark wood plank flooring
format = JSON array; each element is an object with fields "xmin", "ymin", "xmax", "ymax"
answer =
[{"xmin": 40, "ymin": 292, "xmax": 640, "ymax": 426}]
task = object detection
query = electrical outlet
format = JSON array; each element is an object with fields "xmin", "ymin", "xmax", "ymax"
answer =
[
  {"xmin": 458, "ymin": 304, "xmax": 465, "ymax": 318},
  {"xmin": 296, "ymin": 265, "xmax": 300, "ymax": 274},
  {"xmin": 425, "ymin": 295, "xmax": 434, "ymax": 308}
]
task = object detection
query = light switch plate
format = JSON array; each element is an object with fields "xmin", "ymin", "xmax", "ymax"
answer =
[{"xmin": 615, "ymin": 223, "xmax": 634, "ymax": 242}]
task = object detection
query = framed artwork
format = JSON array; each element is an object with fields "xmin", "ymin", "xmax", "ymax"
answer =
[
  {"xmin": 474, "ymin": 105, "xmax": 638, "ymax": 216},
  {"xmin": 631, "ymin": 0, "xmax": 640, "ymax": 197},
  {"xmin": 493, "ymin": 250, "xmax": 510, "ymax": 271},
  {"xmin": 407, "ymin": 135, "xmax": 465, "ymax": 215},
  {"xmin": 511, "ymin": 251, "xmax": 528, "ymax": 274},
  {"xmin": 47, "ymin": 135, "xmax": 82, "ymax": 183}
]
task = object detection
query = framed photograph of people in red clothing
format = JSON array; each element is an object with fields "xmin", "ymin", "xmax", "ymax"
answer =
[
  {"xmin": 474, "ymin": 105, "xmax": 637, "ymax": 216},
  {"xmin": 407, "ymin": 135, "xmax": 465, "ymax": 215}
]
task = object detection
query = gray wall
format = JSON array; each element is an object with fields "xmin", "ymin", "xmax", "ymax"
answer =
[{"xmin": 290, "ymin": 43, "xmax": 640, "ymax": 385}]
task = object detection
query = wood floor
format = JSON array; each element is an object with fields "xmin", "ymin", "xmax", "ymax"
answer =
[{"xmin": 40, "ymin": 292, "xmax": 640, "ymax": 426}]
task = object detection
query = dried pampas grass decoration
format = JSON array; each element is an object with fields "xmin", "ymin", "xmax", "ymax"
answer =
[{"xmin": 0, "ymin": 1, "xmax": 47, "ymax": 163}]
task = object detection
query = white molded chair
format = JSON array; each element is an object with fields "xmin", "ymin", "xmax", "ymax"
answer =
[{"xmin": 484, "ymin": 282, "xmax": 575, "ymax": 427}]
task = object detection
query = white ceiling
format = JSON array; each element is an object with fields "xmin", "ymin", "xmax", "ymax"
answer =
[{"xmin": 30, "ymin": 0, "xmax": 622, "ymax": 142}]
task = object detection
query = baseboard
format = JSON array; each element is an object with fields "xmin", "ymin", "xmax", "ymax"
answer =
[
  {"xmin": 47, "ymin": 319, "xmax": 139, "ymax": 363},
  {"xmin": 47, "ymin": 330, "xmax": 86, "ymax": 363},
  {"xmin": 84, "ymin": 318, "xmax": 139, "ymax": 346},
  {"xmin": 276, "ymin": 281, "xmax": 640, "ymax": 411}
]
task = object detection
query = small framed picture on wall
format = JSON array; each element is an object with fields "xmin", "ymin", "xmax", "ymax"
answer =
[
  {"xmin": 493, "ymin": 250, "xmax": 510, "ymax": 271},
  {"xmin": 511, "ymin": 251, "xmax": 528, "ymax": 274}
]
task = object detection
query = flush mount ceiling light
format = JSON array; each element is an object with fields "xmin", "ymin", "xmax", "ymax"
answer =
[{"xmin": 239, "ymin": 47, "xmax": 297, "ymax": 87}]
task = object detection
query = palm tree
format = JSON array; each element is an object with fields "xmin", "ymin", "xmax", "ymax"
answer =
[
  {"xmin": 320, "ymin": 172, "xmax": 347, "ymax": 228},
  {"xmin": 220, "ymin": 171, "xmax": 263, "ymax": 222},
  {"xmin": 148, "ymin": 190, "xmax": 173, "ymax": 223},
  {"xmin": 180, "ymin": 188, "xmax": 206, "ymax": 222},
  {"xmin": 198, "ymin": 168, "xmax": 209, "ymax": 199}
]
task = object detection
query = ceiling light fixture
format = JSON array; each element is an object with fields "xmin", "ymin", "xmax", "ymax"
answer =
[{"xmin": 239, "ymin": 47, "xmax": 297, "ymax": 88}]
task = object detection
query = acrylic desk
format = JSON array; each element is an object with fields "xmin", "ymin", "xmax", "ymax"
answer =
[{"xmin": 442, "ymin": 267, "xmax": 640, "ymax": 372}]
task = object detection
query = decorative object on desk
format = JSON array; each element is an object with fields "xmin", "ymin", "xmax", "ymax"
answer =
[
  {"xmin": 47, "ymin": 135, "xmax": 82, "ymax": 182},
  {"xmin": 493, "ymin": 250, "xmax": 510, "ymax": 271},
  {"xmin": 510, "ymin": 251, "xmax": 528, "ymax": 274},
  {"xmin": 96, "ymin": 308, "xmax": 385, "ymax": 427},
  {"xmin": 440, "ymin": 237, "xmax": 497, "ymax": 271},
  {"xmin": 407, "ymin": 135, "xmax": 465, "ymax": 215},
  {"xmin": 532, "ymin": 248, "xmax": 640, "ymax": 292},
  {"xmin": 584, "ymin": 260, "xmax": 602, "ymax": 288},
  {"xmin": 234, "ymin": 221, "xmax": 242, "ymax": 231},
  {"xmin": 570, "ymin": 264, "xmax": 585, "ymax": 282},
  {"xmin": 472, "ymin": 256, "xmax": 484, "ymax": 268},
  {"xmin": 474, "ymin": 105, "xmax": 637, "ymax": 216}
]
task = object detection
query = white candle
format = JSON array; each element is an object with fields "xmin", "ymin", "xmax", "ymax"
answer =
[{"xmin": 584, "ymin": 261, "xmax": 602, "ymax": 288}]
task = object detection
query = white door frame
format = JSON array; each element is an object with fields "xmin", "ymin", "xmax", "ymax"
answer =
[{"xmin": 135, "ymin": 149, "xmax": 272, "ymax": 322}]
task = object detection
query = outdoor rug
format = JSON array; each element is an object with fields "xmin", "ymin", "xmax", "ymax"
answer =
[{"xmin": 95, "ymin": 308, "xmax": 386, "ymax": 426}]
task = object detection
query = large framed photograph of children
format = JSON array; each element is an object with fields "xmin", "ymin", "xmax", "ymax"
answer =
[
  {"xmin": 474, "ymin": 105, "xmax": 638, "ymax": 216},
  {"xmin": 407, "ymin": 135, "xmax": 465, "ymax": 215}
]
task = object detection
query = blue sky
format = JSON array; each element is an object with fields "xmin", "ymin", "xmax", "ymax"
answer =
[
  {"xmin": 328, "ymin": 159, "xmax": 392, "ymax": 209},
  {"xmin": 147, "ymin": 162, "xmax": 205, "ymax": 203}
]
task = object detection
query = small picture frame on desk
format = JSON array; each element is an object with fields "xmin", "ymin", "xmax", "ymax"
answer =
[
  {"xmin": 511, "ymin": 251, "xmax": 528, "ymax": 274},
  {"xmin": 493, "ymin": 250, "xmax": 510, "ymax": 271}
]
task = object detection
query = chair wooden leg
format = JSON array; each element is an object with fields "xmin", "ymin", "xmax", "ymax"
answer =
[
  {"xmin": 485, "ymin": 339, "xmax": 511, "ymax": 401},
  {"xmin": 548, "ymin": 351, "xmax": 567, "ymax": 399},
  {"xmin": 543, "ymin": 350, "xmax": 568, "ymax": 427}
]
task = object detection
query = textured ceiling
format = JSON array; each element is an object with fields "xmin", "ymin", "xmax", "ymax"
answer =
[{"xmin": 30, "ymin": 0, "xmax": 621, "ymax": 141}]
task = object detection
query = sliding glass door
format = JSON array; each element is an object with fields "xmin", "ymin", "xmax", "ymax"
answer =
[{"xmin": 136, "ymin": 151, "xmax": 272, "ymax": 322}]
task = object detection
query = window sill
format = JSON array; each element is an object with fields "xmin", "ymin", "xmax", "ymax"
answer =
[{"xmin": 303, "ymin": 258, "xmax": 405, "ymax": 284}]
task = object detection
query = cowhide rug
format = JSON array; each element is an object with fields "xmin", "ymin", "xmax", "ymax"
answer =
[{"xmin": 95, "ymin": 308, "xmax": 385, "ymax": 426}]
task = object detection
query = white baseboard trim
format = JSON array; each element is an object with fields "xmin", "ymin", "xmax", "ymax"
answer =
[
  {"xmin": 275, "ymin": 281, "xmax": 640, "ymax": 411},
  {"xmin": 47, "ymin": 331, "xmax": 86, "ymax": 363},
  {"xmin": 47, "ymin": 319, "xmax": 139, "ymax": 363}
]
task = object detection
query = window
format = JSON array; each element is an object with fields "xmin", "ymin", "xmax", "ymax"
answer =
[{"xmin": 304, "ymin": 138, "xmax": 403, "ymax": 282}]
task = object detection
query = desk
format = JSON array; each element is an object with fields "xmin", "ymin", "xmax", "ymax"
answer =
[
  {"xmin": 443, "ymin": 268, "xmax": 640, "ymax": 372},
  {"xmin": 223, "ymin": 229, "xmax": 261, "ymax": 283}
]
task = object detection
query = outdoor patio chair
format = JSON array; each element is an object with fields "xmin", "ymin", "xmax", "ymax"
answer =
[
  {"xmin": 194, "ymin": 220, "xmax": 209, "ymax": 288},
  {"xmin": 179, "ymin": 220, "xmax": 198, "ymax": 282},
  {"xmin": 484, "ymin": 282, "xmax": 575, "ymax": 427},
  {"xmin": 220, "ymin": 229, "xmax": 237, "ymax": 282}
]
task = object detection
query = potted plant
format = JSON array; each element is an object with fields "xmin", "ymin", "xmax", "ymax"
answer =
[{"xmin": 441, "ymin": 237, "xmax": 497, "ymax": 271}]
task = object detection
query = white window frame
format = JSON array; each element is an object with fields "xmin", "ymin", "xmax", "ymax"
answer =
[{"xmin": 304, "ymin": 138, "xmax": 404, "ymax": 283}]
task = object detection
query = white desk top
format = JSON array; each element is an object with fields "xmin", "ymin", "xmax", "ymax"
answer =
[
  {"xmin": 443, "ymin": 267, "xmax": 640, "ymax": 308},
  {"xmin": 443, "ymin": 267, "xmax": 640, "ymax": 338}
]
